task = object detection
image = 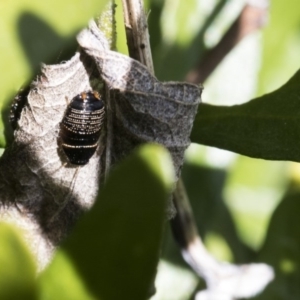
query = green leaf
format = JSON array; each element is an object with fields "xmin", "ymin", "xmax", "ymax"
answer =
[
  {"xmin": 191, "ymin": 69, "xmax": 300, "ymax": 162},
  {"xmin": 255, "ymin": 184, "xmax": 300, "ymax": 300},
  {"xmin": 0, "ymin": 222, "xmax": 37, "ymax": 300},
  {"xmin": 258, "ymin": 0, "xmax": 300, "ymax": 95},
  {"xmin": 38, "ymin": 144, "xmax": 174, "ymax": 300},
  {"xmin": 1, "ymin": 0, "xmax": 109, "ymax": 87}
]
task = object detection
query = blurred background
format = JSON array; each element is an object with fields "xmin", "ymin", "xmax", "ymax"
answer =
[
  {"xmin": 1, "ymin": 0, "xmax": 300, "ymax": 299},
  {"xmin": 143, "ymin": 0, "xmax": 300, "ymax": 299}
]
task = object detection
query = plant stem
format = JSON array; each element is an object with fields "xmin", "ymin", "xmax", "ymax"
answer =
[
  {"xmin": 121, "ymin": 0, "xmax": 154, "ymax": 74},
  {"xmin": 186, "ymin": 0, "xmax": 269, "ymax": 83}
]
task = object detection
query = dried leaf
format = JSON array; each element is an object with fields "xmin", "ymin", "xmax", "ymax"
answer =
[
  {"xmin": 78, "ymin": 21, "xmax": 202, "ymax": 177},
  {"xmin": 0, "ymin": 21, "xmax": 201, "ymax": 267},
  {"xmin": 0, "ymin": 51, "xmax": 103, "ymax": 265}
]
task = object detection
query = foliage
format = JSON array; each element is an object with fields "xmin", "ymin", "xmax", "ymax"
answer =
[
  {"xmin": 1, "ymin": 0, "xmax": 300, "ymax": 299},
  {"xmin": 191, "ymin": 70, "xmax": 300, "ymax": 162},
  {"xmin": 0, "ymin": 143, "xmax": 173, "ymax": 300},
  {"xmin": 0, "ymin": 223, "xmax": 37, "ymax": 300}
]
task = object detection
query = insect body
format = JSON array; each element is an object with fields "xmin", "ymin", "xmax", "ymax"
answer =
[
  {"xmin": 60, "ymin": 91, "xmax": 105, "ymax": 165},
  {"xmin": 10, "ymin": 86, "xmax": 30, "ymax": 130}
]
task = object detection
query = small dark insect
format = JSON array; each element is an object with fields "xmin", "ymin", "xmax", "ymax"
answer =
[
  {"xmin": 10, "ymin": 86, "xmax": 30, "ymax": 130},
  {"xmin": 60, "ymin": 91, "xmax": 105, "ymax": 165}
]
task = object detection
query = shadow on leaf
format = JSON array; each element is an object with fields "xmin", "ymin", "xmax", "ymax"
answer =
[{"xmin": 17, "ymin": 11, "xmax": 78, "ymax": 75}]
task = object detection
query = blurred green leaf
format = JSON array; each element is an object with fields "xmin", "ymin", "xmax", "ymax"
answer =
[
  {"xmin": 0, "ymin": 222, "xmax": 37, "ymax": 300},
  {"xmin": 255, "ymin": 183, "xmax": 300, "ymax": 300},
  {"xmin": 258, "ymin": 0, "xmax": 300, "ymax": 95},
  {"xmin": 181, "ymin": 162, "xmax": 254, "ymax": 262},
  {"xmin": 38, "ymin": 144, "xmax": 174, "ymax": 300},
  {"xmin": 225, "ymin": 157, "xmax": 287, "ymax": 250},
  {"xmin": 191, "ymin": 69, "xmax": 300, "ymax": 162},
  {"xmin": 152, "ymin": 0, "xmax": 227, "ymax": 81},
  {"xmin": 1, "ymin": 0, "xmax": 108, "ymax": 87},
  {"xmin": 0, "ymin": 0, "xmax": 109, "ymax": 148}
]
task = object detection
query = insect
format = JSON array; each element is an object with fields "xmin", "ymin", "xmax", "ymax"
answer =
[
  {"xmin": 59, "ymin": 91, "xmax": 105, "ymax": 165},
  {"xmin": 10, "ymin": 86, "xmax": 30, "ymax": 130}
]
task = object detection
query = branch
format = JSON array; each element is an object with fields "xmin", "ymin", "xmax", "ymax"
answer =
[
  {"xmin": 172, "ymin": 179, "xmax": 274, "ymax": 299},
  {"xmin": 121, "ymin": 0, "xmax": 176, "ymax": 217},
  {"xmin": 121, "ymin": 0, "xmax": 154, "ymax": 74},
  {"xmin": 121, "ymin": 1, "xmax": 274, "ymax": 299},
  {"xmin": 186, "ymin": 0, "xmax": 269, "ymax": 84}
]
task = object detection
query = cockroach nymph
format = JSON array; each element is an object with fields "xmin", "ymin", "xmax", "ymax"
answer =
[
  {"xmin": 60, "ymin": 91, "xmax": 105, "ymax": 165},
  {"xmin": 10, "ymin": 86, "xmax": 30, "ymax": 130}
]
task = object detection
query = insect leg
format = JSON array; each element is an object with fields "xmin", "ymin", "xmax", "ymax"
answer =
[{"xmin": 49, "ymin": 166, "xmax": 80, "ymax": 222}]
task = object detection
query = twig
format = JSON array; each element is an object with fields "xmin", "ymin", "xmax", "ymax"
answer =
[
  {"xmin": 104, "ymin": 86, "xmax": 113, "ymax": 179},
  {"xmin": 172, "ymin": 179, "xmax": 274, "ymax": 300},
  {"xmin": 186, "ymin": 0, "xmax": 269, "ymax": 84},
  {"xmin": 121, "ymin": 0, "xmax": 154, "ymax": 74},
  {"xmin": 96, "ymin": 1, "xmax": 116, "ymax": 179},
  {"xmin": 120, "ymin": 1, "xmax": 274, "ymax": 299}
]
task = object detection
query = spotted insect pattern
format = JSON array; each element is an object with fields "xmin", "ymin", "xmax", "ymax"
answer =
[{"xmin": 59, "ymin": 91, "xmax": 105, "ymax": 165}]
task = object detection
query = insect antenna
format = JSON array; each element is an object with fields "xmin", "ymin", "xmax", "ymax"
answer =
[{"xmin": 49, "ymin": 166, "xmax": 80, "ymax": 223}]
